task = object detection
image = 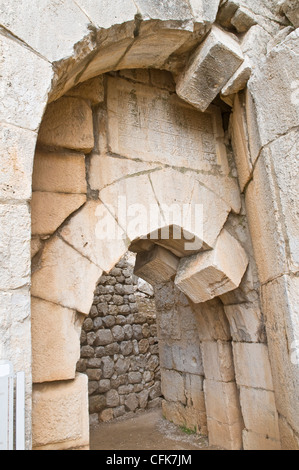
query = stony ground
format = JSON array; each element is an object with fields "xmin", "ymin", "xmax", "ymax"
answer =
[{"xmin": 90, "ymin": 409, "xmax": 218, "ymax": 451}]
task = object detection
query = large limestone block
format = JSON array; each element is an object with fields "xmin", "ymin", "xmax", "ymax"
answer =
[
  {"xmin": 239, "ymin": 387, "xmax": 280, "ymax": 441},
  {"xmin": 243, "ymin": 430, "xmax": 281, "ymax": 451},
  {"xmin": 261, "ymin": 274, "xmax": 299, "ymax": 435},
  {"xmin": 134, "ymin": 0, "xmax": 193, "ymax": 22},
  {"xmin": 32, "ymin": 298, "xmax": 82, "ymax": 383},
  {"xmin": 248, "ymin": 30, "xmax": 299, "ymax": 153},
  {"xmin": 149, "ymin": 169, "xmax": 232, "ymax": 255},
  {"xmin": 66, "ymin": 76, "xmax": 104, "ymax": 105},
  {"xmin": 176, "ymin": 26, "xmax": 244, "ymax": 112},
  {"xmin": 0, "ymin": 124, "xmax": 37, "ymax": 201},
  {"xmin": 207, "ymin": 418, "xmax": 243, "ymax": 450},
  {"xmin": 32, "ymin": 374, "xmax": 89, "ymax": 450},
  {"xmin": 88, "ymin": 154, "xmax": 159, "ymax": 192},
  {"xmin": 224, "ymin": 302, "xmax": 264, "ymax": 343},
  {"xmin": 60, "ymin": 200, "xmax": 128, "ymax": 272},
  {"xmin": 171, "ymin": 343, "xmax": 204, "ymax": 376},
  {"xmin": 134, "ymin": 245, "xmax": 179, "ymax": 286},
  {"xmin": 33, "ymin": 150, "xmax": 87, "ymax": 194},
  {"xmin": 185, "ymin": 374, "xmax": 205, "ymax": 412},
  {"xmin": 0, "ymin": 34, "xmax": 53, "ymax": 131},
  {"xmin": 204, "ymin": 380, "xmax": 243, "ymax": 427},
  {"xmin": 31, "ymin": 236, "xmax": 102, "ymax": 314},
  {"xmin": 233, "ymin": 343, "xmax": 274, "ymax": 391},
  {"xmin": 162, "ymin": 400, "xmax": 207, "ymax": 436},
  {"xmin": 0, "ymin": 0, "xmax": 91, "ymax": 62},
  {"xmin": 31, "ymin": 192, "xmax": 86, "ymax": 236},
  {"xmin": 192, "ymin": 298, "xmax": 232, "ymax": 342},
  {"xmin": 201, "ymin": 341, "xmax": 235, "ymax": 383},
  {"xmin": 175, "ymin": 229, "xmax": 248, "ymax": 303},
  {"xmin": 221, "ymin": 57, "xmax": 252, "ymax": 98},
  {"xmin": 0, "ymin": 204, "xmax": 30, "ymax": 290},
  {"xmin": 74, "ymin": 0, "xmax": 137, "ymax": 29},
  {"xmin": 161, "ymin": 369, "xmax": 186, "ymax": 404},
  {"xmin": 245, "ymin": 135, "xmax": 299, "ymax": 284},
  {"xmin": 106, "ymin": 76, "xmax": 227, "ymax": 173},
  {"xmin": 38, "ymin": 97, "xmax": 94, "ymax": 152},
  {"xmin": 118, "ymin": 29, "xmax": 190, "ymax": 70},
  {"xmin": 98, "ymin": 173, "xmax": 161, "ymax": 242}
]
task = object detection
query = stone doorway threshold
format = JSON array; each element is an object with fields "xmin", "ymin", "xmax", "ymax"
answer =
[{"xmin": 90, "ymin": 409, "xmax": 219, "ymax": 450}]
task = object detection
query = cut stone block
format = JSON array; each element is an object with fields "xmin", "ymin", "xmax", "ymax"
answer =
[
  {"xmin": 162, "ymin": 400, "xmax": 207, "ymax": 436},
  {"xmin": 176, "ymin": 25, "xmax": 244, "ymax": 112},
  {"xmin": 201, "ymin": 341, "xmax": 235, "ymax": 382},
  {"xmin": 31, "ymin": 298, "xmax": 82, "ymax": 383},
  {"xmin": 134, "ymin": 245, "xmax": 179, "ymax": 286},
  {"xmin": 239, "ymin": 387, "xmax": 280, "ymax": 440},
  {"xmin": 31, "ymin": 192, "xmax": 86, "ymax": 236},
  {"xmin": 204, "ymin": 380, "xmax": 243, "ymax": 427},
  {"xmin": 231, "ymin": 6, "xmax": 257, "ymax": 32},
  {"xmin": 32, "ymin": 374, "xmax": 89, "ymax": 450},
  {"xmin": 230, "ymin": 92, "xmax": 252, "ymax": 192},
  {"xmin": 0, "ymin": 123, "xmax": 37, "ymax": 201},
  {"xmin": 161, "ymin": 369, "xmax": 186, "ymax": 404},
  {"xmin": 60, "ymin": 200, "xmax": 128, "ymax": 272},
  {"xmin": 221, "ymin": 58, "xmax": 252, "ymax": 97},
  {"xmin": 243, "ymin": 430, "xmax": 281, "ymax": 451},
  {"xmin": 38, "ymin": 97, "xmax": 94, "ymax": 152},
  {"xmin": 31, "ymin": 236, "xmax": 102, "ymax": 314},
  {"xmin": 233, "ymin": 342, "xmax": 274, "ymax": 391},
  {"xmin": 66, "ymin": 76, "xmax": 104, "ymax": 105},
  {"xmin": 207, "ymin": 418, "xmax": 243, "ymax": 450},
  {"xmin": 33, "ymin": 150, "xmax": 87, "ymax": 194},
  {"xmin": 224, "ymin": 302, "xmax": 264, "ymax": 343},
  {"xmin": 175, "ymin": 229, "xmax": 249, "ymax": 303}
]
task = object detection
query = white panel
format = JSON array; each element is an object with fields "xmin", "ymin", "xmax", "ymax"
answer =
[{"xmin": 0, "ymin": 376, "xmax": 9, "ymax": 450}]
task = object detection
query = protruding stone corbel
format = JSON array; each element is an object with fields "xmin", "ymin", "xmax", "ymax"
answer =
[{"xmin": 174, "ymin": 229, "xmax": 249, "ymax": 303}]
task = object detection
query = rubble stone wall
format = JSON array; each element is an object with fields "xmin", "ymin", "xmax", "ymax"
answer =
[{"xmin": 77, "ymin": 253, "xmax": 162, "ymax": 423}]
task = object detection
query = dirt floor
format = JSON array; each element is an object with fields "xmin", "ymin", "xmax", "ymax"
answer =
[{"xmin": 90, "ymin": 408, "xmax": 218, "ymax": 450}]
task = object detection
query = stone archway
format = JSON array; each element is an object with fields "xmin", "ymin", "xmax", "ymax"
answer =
[
  {"xmin": 30, "ymin": 65, "xmax": 279, "ymax": 450},
  {"xmin": 3, "ymin": 0, "xmax": 298, "ymax": 451}
]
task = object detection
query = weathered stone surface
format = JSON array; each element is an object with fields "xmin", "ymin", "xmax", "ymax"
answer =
[
  {"xmin": 88, "ymin": 154, "xmax": 158, "ymax": 192},
  {"xmin": 149, "ymin": 169, "xmax": 233, "ymax": 254},
  {"xmin": 161, "ymin": 369, "xmax": 186, "ymax": 404},
  {"xmin": 230, "ymin": 6, "xmax": 257, "ymax": 32},
  {"xmin": 75, "ymin": 0, "xmax": 137, "ymax": 28},
  {"xmin": 184, "ymin": 374, "xmax": 205, "ymax": 412},
  {"xmin": 134, "ymin": 246, "xmax": 179, "ymax": 285},
  {"xmin": 0, "ymin": 204, "xmax": 30, "ymax": 290},
  {"xmin": 31, "ymin": 192, "xmax": 86, "ymax": 236},
  {"xmin": 245, "ymin": 132, "xmax": 299, "ymax": 284},
  {"xmin": 38, "ymin": 97, "xmax": 94, "ymax": 152},
  {"xmin": 66, "ymin": 76, "xmax": 104, "ymax": 105},
  {"xmin": 224, "ymin": 302, "xmax": 264, "ymax": 343},
  {"xmin": 162, "ymin": 400, "xmax": 207, "ymax": 436},
  {"xmin": 32, "ymin": 150, "xmax": 87, "ymax": 194},
  {"xmin": 31, "ymin": 298, "xmax": 82, "ymax": 383},
  {"xmin": 192, "ymin": 298, "xmax": 232, "ymax": 342},
  {"xmin": 221, "ymin": 57, "xmax": 251, "ymax": 97},
  {"xmin": 233, "ymin": 343, "xmax": 274, "ymax": 391},
  {"xmin": 261, "ymin": 274, "xmax": 299, "ymax": 435},
  {"xmin": 207, "ymin": 418, "xmax": 243, "ymax": 450},
  {"xmin": 0, "ymin": 124, "xmax": 37, "ymax": 201},
  {"xmin": 175, "ymin": 229, "xmax": 248, "ymax": 303},
  {"xmin": 230, "ymin": 92, "xmax": 252, "ymax": 192},
  {"xmin": 204, "ymin": 380, "xmax": 243, "ymax": 427},
  {"xmin": 32, "ymin": 374, "xmax": 89, "ymax": 450},
  {"xmin": 247, "ymin": 30, "xmax": 299, "ymax": 154},
  {"xmin": 0, "ymin": 34, "xmax": 53, "ymax": 131},
  {"xmin": 0, "ymin": 0, "xmax": 91, "ymax": 62},
  {"xmin": 95, "ymin": 330, "xmax": 113, "ymax": 346},
  {"xmin": 60, "ymin": 201, "xmax": 128, "ymax": 272},
  {"xmin": 118, "ymin": 29, "xmax": 190, "ymax": 70},
  {"xmin": 106, "ymin": 76, "xmax": 227, "ymax": 173},
  {"xmin": 31, "ymin": 236, "xmax": 102, "ymax": 314},
  {"xmin": 243, "ymin": 430, "xmax": 281, "ymax": 451},
  {"xmin": 201, "ymin": 341, "xmax": 235, "ymax": 382},
  {"xmin": 240, "ymin": 387, "xmax": 280, "ymax": 440},
  {"xmin": 176, "ymin": 26, "xmax": 244, "ymax": 112}
]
